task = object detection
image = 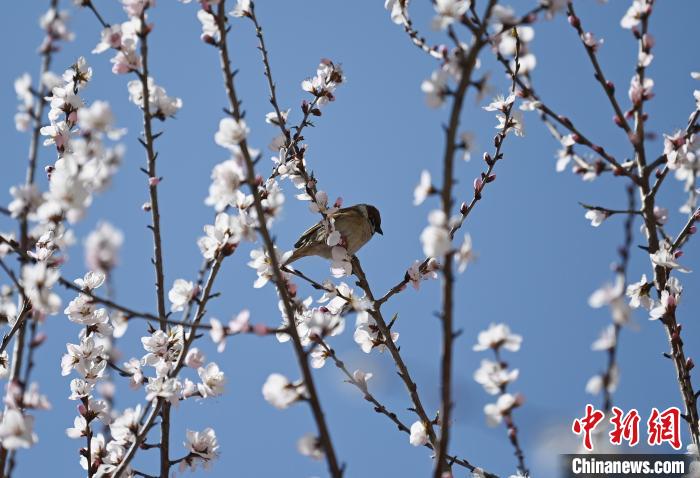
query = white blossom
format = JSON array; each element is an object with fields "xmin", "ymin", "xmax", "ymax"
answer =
[
  {"xmin": 0, "ymin": 410, "xmax": 37, "ymax": 450},
  {"xmin": 262, "ymin": 373, "xmax": 304, "ymax": 409},
  {"xmin": 182, "ymin": 428, "xmax": 220, "ymax": 471},
  {"xmin": 85, "ymin": 222, "xmax": 124, "ymax": 272},
  {"xmin": 229, "ymin": 0, "xmax": 252, "ymax": 18},
  {"xmin": 591, "ymin": 325, "xmax": 616, "ymax": 351},
  {"xmin": 409, "ymin": 421, "xmax": 428, "ymax": 446},
  {"xmin": 420, "ymin": 210, "xmax": 451, "ymax": 257},
  {"xmin": 432, "ymin": 0, "xmax": 470, "ymax": 30},
  {"xmin": 650, "ymin": 241, "xmax": 691, "ymax": 273},
  {"xmin": 626, "ymin": 274, "xmax": 653, "ymax": 310},
  {"xmin": 354, "ymin": 311, "xmax": 398, "ymax": 354},
  {"xmin": 110, "ymin": 405, "xmax": 142, "ymax": 445},
  {"xmin": 205, "ymin": 158, "xmax": 246, "ymax": 212},
  {"xmin": 214, "ymin": 117, "xmax": 249, "ymax": 149},
  {"xmin": 421, "ymin": 69, "xmax": 449, "ymax": 108},
  {"xmin": 185, "ymin": 348, "xmax": 206, "ymax": 369},
  {"xmin": 585, "ymin": 209, "xmax": 608, "ymax": 227},
  {"xmin": 473, "ymin": 359, "xmax": 519, "ymax": 395},
  {"xmin": 413, "ymin": 170, "xmax": 433, "ymax": 206},
  {"xmin": 145, "ymin": 376, "xmax": 182, "ymax": 405},
  {"xmin": 455, "ymin": 233, "xmax": 474, "ymax": 273},
  {"xmin": 22, "ymin": 263, "xmax": 61, "ymax": 315},
  {"xmin": 197, "ymin": 363, "xmax": 226, "ymax": 398},
  {"xmin": 198, "ymin": 212, "xmax": 243, "ymax": 260},
  {"xmin": 473, "ymin": 323, "xmax": 522, "ymax": 352},
  {"xmin": 127, "ymin": 77, "xmax": 182, "ymax": 119},
  {"xmin": 484, "ymin": 393, "xmax": 520, "ymax": 426},
  {"xmin": 297, "ymin": 433, "xmax": 323, "ymax": 460},
  {"xmin": 168, "ymin": 279, "xmax": 195, "ymax": 312}
]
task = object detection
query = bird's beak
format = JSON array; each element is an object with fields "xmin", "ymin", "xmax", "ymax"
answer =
[{"xmin": 376, "ymin": 226, "xmax": 383, "ymax": 235}]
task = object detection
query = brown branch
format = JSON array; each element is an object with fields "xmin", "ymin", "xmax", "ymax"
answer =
[
  {"xmin": 671, "ymin": 208, "xmax": 699, "ymax": 252},
  {"xmin": 132, "ymin": 8, "xmax": 171, "ymax": 474},
  {"xmin": 1, "ymin": 1, "xmax": 58, "ymax": 474},
  {"xmin": 318, "ymin": 341, "xmax": 498, "ymax": 477},
  {"xmin": 566, "ymin": 3, "xmax": 633, "ymax": 136},
  {"xmin": 601, "ymin": 186, "xmax": 636, "ymax": 413},
  {"xmin": 434, "ymin": 3, "xmax": 498, "ymax": 475},
  {"xmin": 502, "ymin": 0, "xmax": 699, "ymax": 448},
  {"xmin": 215, "ymin": 3, "xmax": 342, "ymax": 476},
  {"xmin": 245, "ymin": 5, "xmax": 337, "ymax": 222},
  {"xmin": 350, "ymin": 257, "xmax": 438, "ymax": 444},
  {"xmin": 111, "ymin": 255, "xmax": 225, "ymax": 476},
  {"xmin": 135, "ymin": 9, "xmax": 168, "ymax": 331},
  {"xmin": 0, "ymin": 303, "xmax": 31, "ymax": 356}
]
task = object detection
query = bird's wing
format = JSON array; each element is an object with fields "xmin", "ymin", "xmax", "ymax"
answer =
[{"xmin": 294, "ymin": 220, "xmax": 326, "ymax": 248}]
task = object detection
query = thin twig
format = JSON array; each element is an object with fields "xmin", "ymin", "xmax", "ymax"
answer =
[
  {"xmin": 215, "ymin": 3, "xmax": 343, "ymax": 476},
  {"xmin": 434, "ymin": 2, "xmax": 498, "ymax": 475}
]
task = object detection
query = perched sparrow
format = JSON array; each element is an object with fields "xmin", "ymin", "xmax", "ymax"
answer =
[{"xmin": 284, "ymin": 204, "xmax": 383, "ymax": 265}]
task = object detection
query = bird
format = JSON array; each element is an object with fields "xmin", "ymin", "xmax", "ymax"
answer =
[{"xmin": 284, "ymin": 203, "xmax": 383, "ymax": 265}]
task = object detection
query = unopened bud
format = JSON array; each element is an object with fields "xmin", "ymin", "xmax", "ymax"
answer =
[
  {"xmin": 142, "ymin": 202, "xmax": 152, "ymax": 212},
  {"xmin": 253, "ymin": 323, "xmax": 269, "ymax": 336},
  {"xmin": 687, "ymin": 358, "xmax": 695, "ymax": 371},
  {"xmin": 30, "ymin": 332, "xmax": 48, "ymax": 348},
  {"xmin": 606, "ymin": 80, "xmax": 615, "ymax": 93},
  {"xmin": 568, "ymin": 15, "xmax": 580, "ymax": 28},
  {"xmin": 148, "ymin": 177, "xmax": 160, "ymax": 186}
]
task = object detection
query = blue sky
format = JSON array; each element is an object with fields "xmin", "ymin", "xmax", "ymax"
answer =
[{"xmin": 2, "ymin": 1, "xmax": 700, "ymax": 477}]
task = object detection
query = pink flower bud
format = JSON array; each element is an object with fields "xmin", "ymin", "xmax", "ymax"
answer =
[
  {"xmin": 667, "ymin": 294, "xmax": 676, "ymax": 308},
  {"xmin": 30, "ymin": 332, "xmax": 47, "ymax": 348},
  {"xmin": 253, "ymin": 323, "xmax": 269, "ymax": 336},
  {"xmin": 568, "ymin": 15, "xmax": 580, "ymax": 28},
  {"xmin": 690, "ymin": 226, "xmax": 697, "ymax": 235},
  {"xmin": 142, "ymin": 202, "xmax": 152, "ymax": 211},
  {"xmin": 148, "ymin": 177, "xmax": 160, "ymax": 186}
]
